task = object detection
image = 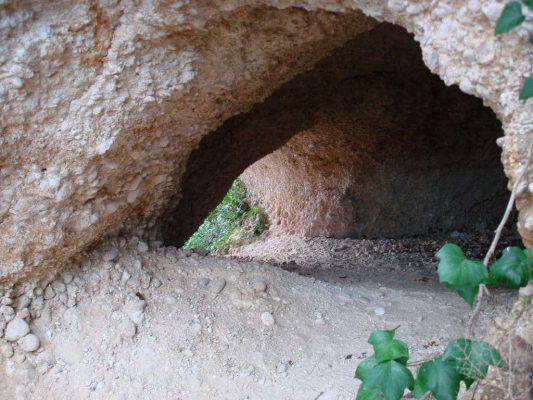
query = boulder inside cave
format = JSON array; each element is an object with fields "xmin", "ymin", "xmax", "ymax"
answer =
[{"xmin": 162, "ymin": 23, "xmax": 511, "ymax": 248}]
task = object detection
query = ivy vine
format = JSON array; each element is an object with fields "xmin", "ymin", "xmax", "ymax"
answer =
[{"xmin": 496, "ymin": 0, "xmax": 533, "ymax": 100}]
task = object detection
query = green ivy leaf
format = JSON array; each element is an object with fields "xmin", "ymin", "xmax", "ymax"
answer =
[
  {"xmin": 523, "ymin": 0, "xmax": 533, "ymax": 11},
  {"xmin": 368, "ymin": 329, "xmax": 409, "ymax": 363},
  {"xmin": 443, "ymin": 339, "xmax": 506, "ymax": 380},
  {"xmin": 362, "ymin": 360, "xmax": 414, "ymax": 400},
  {"xmin": 356, "ymin": 383, "xmax": 386, "ymax": 400},
  {"xmin": 413, "ymin": 357, "xmax": 462, "ymax": 400},
  {"xmin": 519, "ymin": 77, "xmax": 533, "ymax": 100},
  {"xmin": 489, "ymin": 247, "xmax": 532, "ymax": 288},
  {"xmin": 495, "ymin": 1, "xmax": 525, "ymax": 34},
  {"xmin": 436, "ymin": 244, "xmax": 488, "ymax": 307},
  {"xmin": 356, "ymin": 355, "xmax": 379, "ymax": 381}
]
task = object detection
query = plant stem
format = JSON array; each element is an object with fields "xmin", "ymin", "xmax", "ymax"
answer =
[{"xmin": 467, "ymin": 143, "xmax": 532, "ymax": 339}]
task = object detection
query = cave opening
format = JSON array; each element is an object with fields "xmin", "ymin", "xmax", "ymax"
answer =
[{"xmin": 161, "ymin": 22, "xmax": 519, "ymax": 261}]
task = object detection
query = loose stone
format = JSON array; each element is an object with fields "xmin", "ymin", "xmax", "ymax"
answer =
[
  {"xmin": 18, "ymin": 333, "xmax": 40, "ymax": 352},
  {"xmin": 62, "ymin": 272, "xmax": 74, "ymax": 284},
  {"xmin": 374, "ymin": 307, "xmax": 386, "ymax": 316},
  {"xmin": 0, "ymin": 342, "xmax": 14, "ymax": 358},
  {"xmin": 13, "ymin": 350, "xmax": 26, "ymax": 364},
  {"xmin": 250, "ymin": 277, "xmax": 267, "ymax": 294},
  {"xmin": 52, "ymin": 281, "xmax": 67, "ymax": 293},
  {"xmin": 198, "ymin": 277, "xmax": 210, "ymax": 287},
  {"xmin": 261, "ymin": 312, "xmax": 275, "ymax": 327},
  {"xmin": 0, "ymin": 305, "xmax": 15, "ymax": 320},
  {"xmin": 43, "ymin": 286, "xmax": 55, "ymax": 300},
  {"xmin": 5, "ymin": 317, "xmax": 30, "ymax": 341}
]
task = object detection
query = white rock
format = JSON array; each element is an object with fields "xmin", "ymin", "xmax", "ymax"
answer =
[
  {"xmin": 43, "ymin": 285, "xmax": 55, "ymax": 300},
  {"xmin": 18, "ymin": 333, "xmax": 40, "ymax": 352},
  {"xmin": 52, "ymin": 281, "xmax": 66, "ymax": 293},
  {"xmin": 124, "ymin": 299, "xmax": 146, "ymax": 325},
  {"xmin": 374, "ymin": 307, "xmax": 386, "ymax": 316},
  {"xmin": 13, "ymin": 350, "xmax": 26, "ymax": 364},
  {"xmin": 482, "ymin": 3, "xmax": 504, "ymax": 21},
  {"xmin": 16, "ymin": 295, "xmax": 31, "ymax": 310},
  {"xmin": 468, "ymin": 0, "xmax": 481, "ymax": 12},
  {"xmin": 17, "ymin": 307, "xmax": 30, "ymax": 319},
  {"xmin": 62, "ymin": 272, "xmax": 73, "ymax": 284},
  {"xmin": 0, "ymin": 342, "xmax": 13, "ymax": 358},
  {"xmin": 519, "ymin": 283, "xmax": 533, "ymax": 297},
  {"xmin": 119, "ymin": 319, "xmax": 137, "ymax": 339},
  {"xmin": 1, "ymin": 297, "xmax": 13, "ymax": 306},
  {"xmin": 0, "ymin": 305, "xmax": 15, "ymax": 320},
  {"xmin": 261, "ymin": 312, "xmax": 275, "ymax": 327},
  {"xmin": 198, "ymin": 277, "xmax": 210, "ymax": 287},
  {"xmin": 5, "ymin": 317, "xmax": 30, "ymax": 341}
]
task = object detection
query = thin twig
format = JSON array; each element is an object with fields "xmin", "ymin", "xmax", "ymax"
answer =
[
  {"xmin": 407, "ymin": 355, "xmax": 434, "ymax": 367},
  {"xmin": 483, "ymin": 144, "xmax": 533, "ymax": 267},
  {"xmin": 467, "ymin": 283, "xmax": 490, "ymax": 338},
  {"xmin": 467, "ymin": 143, "xmax": 532, "ymax": 339}
]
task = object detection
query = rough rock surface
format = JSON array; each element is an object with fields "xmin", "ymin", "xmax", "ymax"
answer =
[
  {"xmin": 473, "ymin": 285, "xmax": 532, "ymax": 400},
  {"xmin": 0, "ymin": 0, "xmax": 532, "ymax": 283},
  {"xmin": 0, "ymin": 236, "xmax": 516, "ymax": 399},
  {"xmin": 241, "ymin": 24, "xmax": 508, "ymax": 239}
]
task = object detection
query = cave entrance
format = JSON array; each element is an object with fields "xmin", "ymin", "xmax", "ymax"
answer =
[{"xmin": 162, "ymin": 22, "xmax": 517, "ymax": 258}]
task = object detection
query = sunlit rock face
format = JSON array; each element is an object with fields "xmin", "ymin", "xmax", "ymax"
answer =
[{"xmin": 0, "ymin": 0, "xmax": 531, "ymax": 283}]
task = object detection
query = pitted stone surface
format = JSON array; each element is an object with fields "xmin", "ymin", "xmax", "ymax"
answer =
[{"xmin": 0, "ymin": 0, "xmax": 531, "ymax": 283}]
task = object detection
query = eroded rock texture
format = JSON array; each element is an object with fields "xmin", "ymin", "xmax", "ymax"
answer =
[
  {"xmin": 241, "ymin": 24, "xmax": 508, "ymax": 239},
  {"xmin": 0, "ymin": 1, "xmax": 532, "ymax": 282}
]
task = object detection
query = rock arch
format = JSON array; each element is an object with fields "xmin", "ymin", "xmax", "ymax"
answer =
[{"xmin": 0, "ymin": 1, "xmax": 531, "ymax": 283}]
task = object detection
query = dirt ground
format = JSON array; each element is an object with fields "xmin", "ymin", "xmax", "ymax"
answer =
[{"xmin": 0, "ymin": 234, "xmax": 516, "ymax": 400}]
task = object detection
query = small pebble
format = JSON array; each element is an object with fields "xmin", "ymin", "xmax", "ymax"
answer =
[
  {"xmin": 137, "ymin": 241, "xmax": 149, "ymax": 253},
  {"xmin": 250, "ymin": 277, "xmax": 268, "ymax": 294},
  {"xmin": 119, "ymin": 319, "xmax": 137, "ymax": 339},
  {"xmin": 374, "ymin": 307, "xmax": 386, "ymax": 316},
  {"xmin": 519, "ymin": 284, "xmax": 533, "ymax": 297},
  {"xmin": 52, "ymin": 281, "xmax": 66, "ymax": 293},
  {"xmin": 0, "ymin": 305, "xmax": 15, "ymax": 320},
  {"xmin": 17, "ymin": 308, "xmax": 30, "ymax": 320},
  {"xmin": 13, "ymin": 350, "xmax": 26, "ymax": 364},
  {"xmin": 1, "ymin": 297, "xmax": 13, "ymax": 306},
  {"xmin": 5, "ymin": 317, "xmax": 30, "ymax": 341},
  {"xmin": 43, "ymin": 286, "xmax": 55, "ymax": 300},
  {"xmin": 0, "ymin": 342, "xmax": 14, "ymax": 358},
  {"xmin": 62, "ymin": 272, "xmax": 73, "ymax": 284},
  {"xmin": 261, "ymin": 312, "xmax": 275, "ymax": 327},
  {"xmin": 198, "ymin": 277, "xmax": 210, "ymax": 287},
  {"xmin": 210, "ymin": 277, "xmax": 226, "ymax": 295},
  {"xmin": 18, "ymin": 333, "xmax": 40, "ymax": 352}
]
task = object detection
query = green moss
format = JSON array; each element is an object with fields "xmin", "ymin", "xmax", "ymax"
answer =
[{"xmin": 184, "ymin": 179, "xmax": 268, "ymax": 252}]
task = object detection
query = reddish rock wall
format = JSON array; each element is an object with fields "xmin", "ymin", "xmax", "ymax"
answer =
[{"xmin": 241, "ymin": 25, "xmax": 508, "ymax": 239}]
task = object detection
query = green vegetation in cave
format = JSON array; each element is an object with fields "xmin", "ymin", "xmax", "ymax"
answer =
[{"xmin": 184, "ymin": 179, "xmax": 268, "ymax": 252}]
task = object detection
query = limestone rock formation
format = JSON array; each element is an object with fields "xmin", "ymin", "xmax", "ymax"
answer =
[
  {"xmin": 241, "ymin": 24, "xmax": 509, "ymax": 239},
  {"xmin": 0, "ymin": 0, "xmax": 532, "ymax": 283}
]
